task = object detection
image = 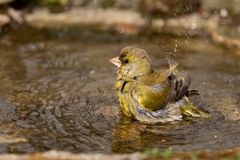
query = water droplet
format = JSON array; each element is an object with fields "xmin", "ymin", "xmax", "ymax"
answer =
[
  {"xmin": 174, "ymin": 48, "xmax": 177, "ymax": 53},
  {"xmin": 220, "ymin": 9, "xmax": 228, "ymax": 18}
]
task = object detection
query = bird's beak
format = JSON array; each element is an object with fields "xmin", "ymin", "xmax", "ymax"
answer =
[{"xmin": 109, "ymin": 56, "xmax": 121, "ymax": 68}]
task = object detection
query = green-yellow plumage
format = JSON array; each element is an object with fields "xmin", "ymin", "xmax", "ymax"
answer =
[{"xmin": 110, "ymin": 46, "xmax": 209, "ymax": 123}]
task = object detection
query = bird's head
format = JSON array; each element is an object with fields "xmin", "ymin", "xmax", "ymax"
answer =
[{"xmin": 110, "ymin": 46, "xmax": 153, "ymax": 80}]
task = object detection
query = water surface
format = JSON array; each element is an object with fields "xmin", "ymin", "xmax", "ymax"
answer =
[{"xmin": 0, "ymin": 27, "xmax": 239, "ymax": 153}]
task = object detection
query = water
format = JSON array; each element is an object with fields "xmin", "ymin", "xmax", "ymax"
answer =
[{"xmin": 0, "ymin": 26, "xmax": 239, "ymax": 154}]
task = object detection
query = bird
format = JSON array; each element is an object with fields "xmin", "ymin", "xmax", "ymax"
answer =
[{"xmin": 110, "ymin": 46, "xmax": 209, "ymax": 124}]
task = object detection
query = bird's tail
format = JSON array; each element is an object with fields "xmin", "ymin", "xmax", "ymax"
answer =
[
  {"xmin": 186, "ymin": 90, "xmax": 200, "ymax": 97},
  {"xmin": 180, "ymin": 97, "xmax": 210, "ymax": 118}
]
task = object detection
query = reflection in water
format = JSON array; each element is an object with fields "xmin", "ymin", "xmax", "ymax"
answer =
[{"xmin": 0, "ymin": 28, "xmax": 239, "ymax": 153}]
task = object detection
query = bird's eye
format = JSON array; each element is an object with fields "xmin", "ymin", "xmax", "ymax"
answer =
[{"xmin": 122, "ymin": 59, "xmax": 129, "ymax": 64}]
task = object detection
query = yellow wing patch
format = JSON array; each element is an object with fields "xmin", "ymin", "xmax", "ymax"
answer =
[{"xmin": 132, "ymin": 82, "xmax": 169, "ymax": 111}]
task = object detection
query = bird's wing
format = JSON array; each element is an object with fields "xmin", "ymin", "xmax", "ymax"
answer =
[
  {"xmin": 166, "ymin": 62, "xmax": 191, "ymax": 102},
  {"xmin": 131, "ymin": 81, "xmax": 170, "ymax": 111}
]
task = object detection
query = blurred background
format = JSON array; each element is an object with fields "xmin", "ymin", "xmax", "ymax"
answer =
[
  {"xmin": 0, "ymin": 0, "xmax": 239, "ymax": 159},
  {"xmin": 0, "ymin": 0, "xmax": 240, "ymax": 42}
]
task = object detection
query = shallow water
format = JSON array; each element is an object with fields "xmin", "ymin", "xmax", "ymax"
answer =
[{"xmin": 0, "ymin": 26, "xmax": 239, "ymax": 154}]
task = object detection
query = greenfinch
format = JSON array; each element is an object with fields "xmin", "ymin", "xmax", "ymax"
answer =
[{"xmin": 110, "ymin": 46, "xmax": 209, "ymax": 124}]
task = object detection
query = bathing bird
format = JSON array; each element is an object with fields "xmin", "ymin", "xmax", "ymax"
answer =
[{"xmin": 110, "ymin": 46, "xmax": 208, "ymax": 124}]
